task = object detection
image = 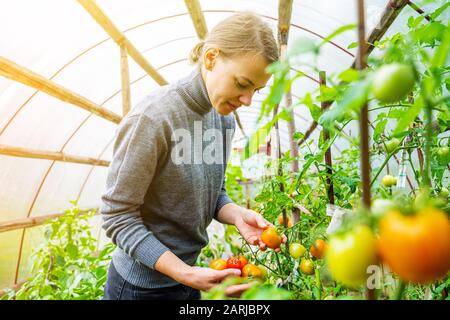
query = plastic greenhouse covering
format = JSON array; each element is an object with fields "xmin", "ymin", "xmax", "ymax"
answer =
[{"xmin": 0, "ymin": 0, "xmax": 448, "ymax": 296}]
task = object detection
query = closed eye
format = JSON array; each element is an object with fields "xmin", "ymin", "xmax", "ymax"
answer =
[{"xmin": 235, "ymin": 80, "xmax": 248, "ymax": 89}]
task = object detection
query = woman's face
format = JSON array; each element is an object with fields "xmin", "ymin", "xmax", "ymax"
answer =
[{"xmin": 201, "ymin": 49, "xmax": 272, "ymax": 115}]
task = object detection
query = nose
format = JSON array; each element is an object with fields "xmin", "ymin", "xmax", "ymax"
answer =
[{"xmin": 238, "ymin": 93, "xmax": 252, "ymax": 107}]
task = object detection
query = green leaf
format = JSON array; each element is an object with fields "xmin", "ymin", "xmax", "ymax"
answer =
[
  {"xmin": 393, "ymin": 98, "xmax": 424, "ymax": 135},
  {"xmin": 431, "ymin": 25, "xmax": 450, "ymax": 69},
  {"xmin": 293, "ymin": 132, "xmax": 304, "ymax": 140},
  {"xmin": 307, "ymin": 103, "xmax": 322, "ymax": 122},
  {"xmin": 319, "ymin": 24, "xmax": 356, "ymax": 48},
  {"xmin": 277, "ymin": 108, "xmax": 293, "ymax": 122},
  {"xmin": 347, "ymin": 42, "xmax": 358, "ymax": 49},
  {"xmin": 430, "ymin": 2, "xmax": 450, "ymax": 20},
  {"xmin": 318, "ymin": 78, "xmax": 371, "ymax": 127},
  {"xmin": 301, "ymin": 93, "xmax": 321, "ymax": 122},
  {"xmin": 66, "ymin": 243, "xmax": 79, "ymax": 260},
  {"xmin": 408, "ymin": 16, "xmax": 424, "ymax": 28},
  {"xmin": 338, "ymin": 68, "xmax": 360, "ymax": 83},
  {"xmin": 374, "ymin": 118, "xmax": 388, "ymax": 141},
  {"xmin": 287, "ymin": 37, "xmax": 317, "ymax": 57},
  {"xmin": 317, "ymin": 85, "xmax": 338, "ymax": 102},
  {"xmin": 414, "ymin": 22, "xmax": 446, "ymax": 45}
]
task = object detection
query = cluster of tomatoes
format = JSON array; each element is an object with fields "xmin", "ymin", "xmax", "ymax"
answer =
[
  {"xmin": 325, "ymin": 205, "xmax": 450, "ymax": 288},
  {"xmin": 288, "ymin": 239, "xmax": 327, "ymax": 276},
  {"xmin": 209, "ymin": 255, "xmax": 265, "ymax": 279}
]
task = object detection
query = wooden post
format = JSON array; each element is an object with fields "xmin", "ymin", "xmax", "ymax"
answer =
[
  {"xmin": 356, "ymin": 0, "xmax": 375, "ymax": 301},
  {"xmin": 278, "ymin": 0, "xmax": 301, "ymax": 225},
  {"xmin": 184, "ymin": 0, "xmax": 208, "ymax": 40},
  {"xmin": 0, "ymin": 56, "xmax": 122, "ymax": 124},
  {"xmin": 120, "ymin": 45, "xmax": 131, "ymax": 116},
  {"xmin": 0, "ymin": 209, "xmax": 98, "ymax": 233},
  {"xmin": 407, "ymin": 1, "xmax": 432, "ymax": 21},
  {"xmin": 319, "ymin": 71, "xmax": 335, "ymax": 205},
  {"xmin": 0, "ymin": 144, "xmax": 110, "ymax": 167},
  {"xmin": 351, "ymin": 0, "xmax": 409, "ymax": 68},
  {"xmin": 77, "ymin": 0, "xmax": 167, "ymax": 85}
]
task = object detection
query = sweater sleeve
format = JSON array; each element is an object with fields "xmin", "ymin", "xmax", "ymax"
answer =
[
  {"xmin": 101, "ymin": 113, "xmax": 170, "ymax": 269},
  {"xmin": 214, "ymin": 116, "xmax": 236, "ymax": 218}
]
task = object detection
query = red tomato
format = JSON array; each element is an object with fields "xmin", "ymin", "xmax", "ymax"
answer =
[{"xmin": 226, "ymin": 256, "xmax": 243, "ymax": 270}]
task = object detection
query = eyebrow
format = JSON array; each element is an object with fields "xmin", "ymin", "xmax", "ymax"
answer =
[{"xmin": 239, "ymin": 76, "xmax": 265, "ymax": 90}]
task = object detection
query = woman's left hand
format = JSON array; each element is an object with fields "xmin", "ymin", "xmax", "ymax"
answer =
[{"xmin": 234, "ymin": 209, "xmax": 287, "ymax": 252}]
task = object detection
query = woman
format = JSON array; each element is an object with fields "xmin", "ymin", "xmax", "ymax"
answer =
[{"xmin": 101, "ymin": 11, "xmax": 284, "ymax": 300}]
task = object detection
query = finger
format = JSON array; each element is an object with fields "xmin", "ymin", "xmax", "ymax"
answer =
[
  {"xmin": 224, "ymin": 283, "xmax": 253, "ymax": 298},
  {"xmin": 281, "ymin": 234, "xmax": 288, "ymax": 243},
  {"xmin": 258, "ymin": 241, "xmax": 267, "ymax": 251},
  {"xmin": 255, "ymin": 215, "xmax": 269, "ymax": 229},
  {"xmin": 274, "ymin": 247, "xmax": 281, "ymax": 253},
  {"xmin": 248, "ymin": 236, "xmax": 258, "ymax": 245},
  {"xmin": 217, "ymin": 268, "xmax": 241, "ymax": 280}
]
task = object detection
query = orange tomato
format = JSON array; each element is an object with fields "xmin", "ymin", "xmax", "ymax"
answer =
[
  {"xmin": 378, "ymin": 207, "xmax": 450, "ymax": 284},
  {"xmin": 209, "ymin": 258, "xmax": 227, "ymax": 270},
  {"xmin": 238, "ymin": 256, "xmax": 248, "ymax": 269},
  {"xmin": 310, "ymin": 239, "xmax": 327, "ymax": 259},
  {"xmin": 278, "ymin": 214, "xmax": 293, "ymax": 228},
  {"xmin": 242, "ymin": 264, "xmax": 264, "ymax": 279},
  {"xmin": 261, "ymin": 227, "xmax": 282, "ymax": 249}
]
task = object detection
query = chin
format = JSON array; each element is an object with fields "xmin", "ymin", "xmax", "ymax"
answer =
[{"xmin": 214, "ymin": 105, "xmax": 232, "ymax": 116}]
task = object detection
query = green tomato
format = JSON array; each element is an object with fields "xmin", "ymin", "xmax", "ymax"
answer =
[
  {"xmin": 371, "ymin": 199, "xmax": 396, "ymax": 217},
  {"xmin": 437, "ymin": 146, "xmax": 449, "ymax": 158},
  {"xmin": 436, "ymin": 147, "xmax": 449, "ymax": 164},
  {"xmin": 326, "ymin": 225, "xmax": 378, "ymax": 288},
  {"xmin": 372, "ymin": 63, "xmax": 415, "ymax": 103},
  {"xmin": 382, "ymin": 174, "xmax": 398, "ymax": 188},
  {"xmin": 439, "ymin": 187, "xmax": 449, "ymax": 199},
  {"xmin": 289, "ymin": 243, "xmax": 306, "ymax": 259},
  {"xmin": 383, "ymin": 138, "xmax": 401, "ymax": 154}
]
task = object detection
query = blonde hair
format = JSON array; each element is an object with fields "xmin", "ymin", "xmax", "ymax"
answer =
[{"xmin": 189, "ymin": 12, "xmax": 279, "ymax": 65}]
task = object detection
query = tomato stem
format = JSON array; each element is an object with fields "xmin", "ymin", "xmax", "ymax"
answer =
[
  {"xmin": 393, "ymin": 280, "xmax": 406, "ymax": 300},
  {"xmin": 314, "ymin": 268, "xmax": 322, "ymax": 300}
]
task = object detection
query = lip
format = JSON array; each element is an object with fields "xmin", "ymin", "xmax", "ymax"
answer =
[{"xmin": 227, "ymin": 102, "xmax": 239, "ymax": 111}]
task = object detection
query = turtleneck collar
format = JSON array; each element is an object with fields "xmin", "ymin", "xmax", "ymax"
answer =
[{"xmin": 176, "ymin": 65, "xmax": 213, "ymax": 115}]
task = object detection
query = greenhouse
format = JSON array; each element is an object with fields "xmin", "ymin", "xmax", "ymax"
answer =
[{"xmin": 0, "ymin": 0, "xmax": 449, "ymax": 301}]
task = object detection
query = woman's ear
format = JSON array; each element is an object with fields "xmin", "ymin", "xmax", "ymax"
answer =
[{"xmin": 204, "ymin": 48, "xmax": 220, "ymax": 71}]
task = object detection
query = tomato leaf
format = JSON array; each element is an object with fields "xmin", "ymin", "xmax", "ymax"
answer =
[{"xmin": 393, "ymin": 98, "xmax": 424, "ymax": 135}]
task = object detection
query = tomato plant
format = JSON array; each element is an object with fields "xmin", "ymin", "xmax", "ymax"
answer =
[{"xmin": 194, "ymin": 2, "xmax": 450, "ymax": 301}]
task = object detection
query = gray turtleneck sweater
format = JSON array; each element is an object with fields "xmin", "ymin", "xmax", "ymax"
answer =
[{"xmin": 101, "ymin": 67, "xmax": 235, "ymax": 288}]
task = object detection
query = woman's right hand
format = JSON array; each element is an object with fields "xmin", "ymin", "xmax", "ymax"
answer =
[{"xmin": 179, "ymin": 266, "xmax": 242, "ymax": 292}]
